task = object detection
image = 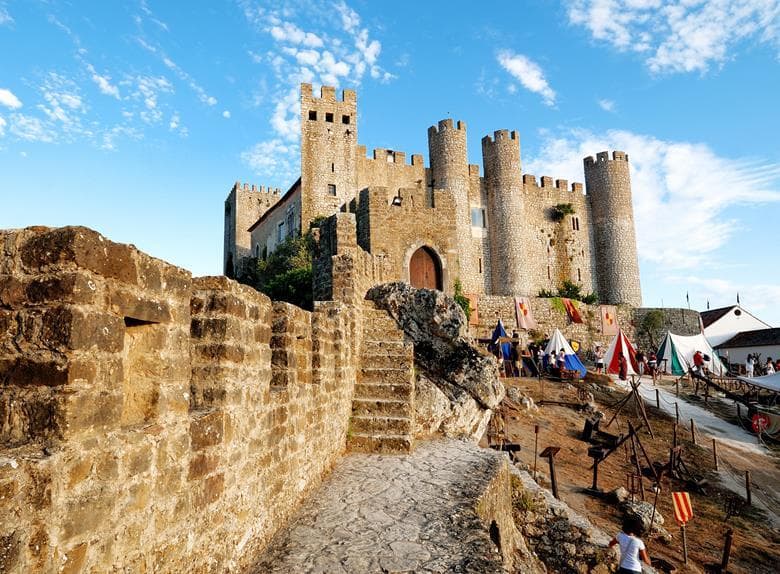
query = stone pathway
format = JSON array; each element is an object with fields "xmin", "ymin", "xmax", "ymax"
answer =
[{"xmin": 249, "ymin": 439, "xmax": 508, "ymax": 573}]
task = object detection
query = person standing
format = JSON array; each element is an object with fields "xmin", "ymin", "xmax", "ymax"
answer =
[
  {"xmin": 745, "ymin": 354, "xmax": 754, "ymax": 377},
  {"xmin": 766, "ymin": 358, "xmax": 776, "ymax": 375},
  {"xmin": 647, "ymin": 351, "xmax": 658, "ymax": 382},
  {"xmin": 557, "ymin": 348, "xmax": 566, "ymax": 371},
  {"xmin": 618, "ymin": 353, "xmax": 628, "ymax": 381},
  {"xmin": 609, "ymin": 517, "xmax": 651, "ymax": 574},
  {"xmin": 595, "ymin": 346, "xmax": 605, "ymax": 374},
  {"xmin": 635, "ymin": 349, "xmax": 646, "ymax": 376}
]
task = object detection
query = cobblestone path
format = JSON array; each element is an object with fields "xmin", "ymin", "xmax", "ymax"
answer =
[{"xmin": 249, "ymin": 439, "xmax": 508, "ymax": 573}]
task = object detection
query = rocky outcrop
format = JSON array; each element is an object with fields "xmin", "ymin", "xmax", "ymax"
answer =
[{"xmin": 365, "ymin": 283, "xmax": 504, "ymax": 440}]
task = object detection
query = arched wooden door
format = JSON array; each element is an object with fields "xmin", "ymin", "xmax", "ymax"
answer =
[{"xmin": 409, "ymin": 247, "xmax": 442, "ymax": 290}]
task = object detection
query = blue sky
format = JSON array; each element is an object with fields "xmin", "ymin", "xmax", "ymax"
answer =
[{"xmin": 1, "ymin": 1, "xmax": 779, "ymax": 325}]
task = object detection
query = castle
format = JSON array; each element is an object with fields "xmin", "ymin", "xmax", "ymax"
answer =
[{"xmin": 225, "ymin": 83, "xmax": 642, "ymax": 307}]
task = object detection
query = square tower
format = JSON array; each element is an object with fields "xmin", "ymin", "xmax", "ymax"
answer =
[{"xmin": 300, "ymin": 84, "xmax": 358, "ymax": 229}]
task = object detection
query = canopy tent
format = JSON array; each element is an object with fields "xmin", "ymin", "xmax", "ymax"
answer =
[
  {"xmin": 604, "ymin": 328, "xmax": 639, "ymax": 376},
  {"xmin": 544, "ymin": 328, "xmax": 587, "ymax": 378},
  {"xmin": 489, "ymin": 319, "xmax": 512, "ymax": 360},
  {"xmin": 656, "ymin": 331, "xmax": 727, "ymax": 376},
  {"xmin": 736, "ymin": 372, "xmax": 780, "ymax": 393}
]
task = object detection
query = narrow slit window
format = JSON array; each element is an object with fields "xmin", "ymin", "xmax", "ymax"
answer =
[
  {"xmin": 547, "ymin": 266, "xmax": 551, "ymax": 280},
  {"xmin": 577, "ymin": 268, "xmax": 582, "ymax": 281},
  {"xmin": 331, "ymin": 163, "xmax": 335, "ymax": 173},
  {"xmin": 478, "ymin": 258, "xmax": 483, "ymax": 273}
]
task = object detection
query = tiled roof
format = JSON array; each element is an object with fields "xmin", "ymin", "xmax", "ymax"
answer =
[
  {"xmin": 700, "ymin": 305, "xmax": 736, "ymax": 328},
  {"xmin": 715, "ymin": 328, "xmax": 780, "ymax": 349}
]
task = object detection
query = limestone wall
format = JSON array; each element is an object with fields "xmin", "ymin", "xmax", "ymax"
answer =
[
  {"xmin": 356, "ymin": 146, "xmax": 425, "ymax": 197},
  {"xmin": 0, "ymin": 226, "xmax": 358, "ymax": 573},
  {"xmin": 223, "ymin": 182, "xmax": 281, "ymax": 276}
]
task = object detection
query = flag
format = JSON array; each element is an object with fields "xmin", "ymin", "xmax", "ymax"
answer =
[
  {"xmin": 737, "ymin": 292, "xmax": 740, "ymax": 304},
  {"xmin": 514, "ymin": 296, "xmax": 537, "ymax": 330},
  {"xmin": 686, "ymin": 291, "xmax": 690, "ymax": 309},
  {"xmin": 561, "ymin": 298, "xmax": 583, "ymax": 323},
  {"xmin": 600, "ymin": 305, "xmax": 618, "ymax": 336},
  {"xmin": 706, "ymin": 299, "xmax": 710, "ymax": 310}
]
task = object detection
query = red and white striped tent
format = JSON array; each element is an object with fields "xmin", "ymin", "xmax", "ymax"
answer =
[{"xmin": 604, "ymin": 328, "xmax": 640, "ymax": 376}]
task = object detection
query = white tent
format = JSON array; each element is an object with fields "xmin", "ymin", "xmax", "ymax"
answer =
[
  {"xmin": 544, "ymin": 329, "xmax": 587, "ymax": 377},
  {"xmin": 736, "ymin": 372, "xmax": 780, "ymax": 393},
  {"xmin": 656, "ymin": 331, "xmax": 727, "ymax": 376}
]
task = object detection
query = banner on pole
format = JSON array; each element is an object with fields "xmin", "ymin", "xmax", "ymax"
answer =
[
  {"xmin": 600, "ymin": 305, "xmax": 618, "ymax": 336},
  {"xmin": 672, "ymin": 491, "xmax": 693, "ymax": 525},
  {"xmin": 514, "ymin": 296, "xmax": 537, "ymax": 330}
]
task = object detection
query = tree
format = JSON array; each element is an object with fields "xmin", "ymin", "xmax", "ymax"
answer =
[{"xmin": 640, "ymin": 310, "xmax": 665, "ymax": 350}]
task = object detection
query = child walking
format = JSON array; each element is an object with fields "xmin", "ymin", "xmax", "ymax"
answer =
[{"xmin": 609, "ymin": 517, "xmax": 651, "ymax": 573}]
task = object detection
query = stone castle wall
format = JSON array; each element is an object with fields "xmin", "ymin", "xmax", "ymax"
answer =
[
  {"xmin": 0, "ymin": 226, "xmax": 358, "ymax": 573},
  {"xmin": 223, "ymin": 182, "xmax": 281, "ymax": 276}
]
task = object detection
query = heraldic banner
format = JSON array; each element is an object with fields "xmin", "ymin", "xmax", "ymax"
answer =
[
  {"xmin": 600, "ymin": 305, "xmax": 618, "ymax": 336},
  {"xmin": 514, "ymin": 297, "xmax": 537, "ymax": 330},
  {"xmin": 561, "ymin": 298, "xmax": 584, "ymax": 324}
]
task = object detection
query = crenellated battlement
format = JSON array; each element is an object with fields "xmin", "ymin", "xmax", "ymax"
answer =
[
  {"xmin": 482, "ymin": 129, "xmax": 518, "ymax": 144},
  {"xmin": 427, "ymin": 118, "xmax": 466, "ymax": 137},
  {"xmin": 357, "ymin": 145, "xmax": 424, "ymax": 167},
  {"xmin": 231, "ymin": 181, "xmax": 282, "ymax": 196},
  {"xmin": 521, "ymin": 174, "xmax": 584, "ymax": 193},
  {"xmin": 300, "ymin": 82, "xmax": 356, "ymax": 104},
  {"xmin": 583, "ymin": 150, "xmax": 629, "ymax": 167}
]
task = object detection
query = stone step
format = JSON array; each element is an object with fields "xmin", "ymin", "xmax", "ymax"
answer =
[
  {"xmin": 352, "ymin": 398, "xmax": 411, "ymax": 418},
  {"xmin": 347, "ymin": 433, "xmax": 413, "ymax": 454},
  {"xmin": 355, "ymin": 382, "xmax": 413, "ymax": 401},
  {"xmin": 359, "ymin": 367, "xmax": 413, "ymax": 386},
  {"xmin": 350, "ymin": 415, "xmax": 412, "ymax": 435},
  {"xmin": 361, "ymin": 353, "xmax": 413, "ymax": 370},
  {"xmin": 363, "ymin": 324, "xmax": 404, "ymax": 342},
  {"xmin": 361, "ymin": 340, "xmax": 410, "ymax": 356}
]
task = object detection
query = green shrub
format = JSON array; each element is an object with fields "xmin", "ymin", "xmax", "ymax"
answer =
[
  {"xmin": 538, "ymin": 280, "xmax": 598, "ymax": 305},
  {"xmin": 453, "ymin": 279, "xmax": 471, "ymax": 321},
  {"xmin": 550, "ymin": 202, "xmax": 575, "ymax": 222}
]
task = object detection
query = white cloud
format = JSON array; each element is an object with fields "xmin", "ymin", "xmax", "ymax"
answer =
[
  {"xmin": 497, "ymin": 51, "xmax": 556, "ymax": 106},
  {"xmin": 0, "ymin": 88, "xmax": 22, "ymax": 109},
  {"xmin": 241, "ymin": 139, "xmax": 299, "ymax": 182},
  {"xmin": 0, "ymin": 115, "xmax": 6, "ymax": 136},
  {"xmin": 567, "ymin": 0, "xmax": 780, "ymax": 73},
  {"xmin": 525, "ymin": 128, "xmax": 780, "ymax": 269},
  {"xmin": 270, "ymin": 22, "xmax": 324, "ymax": 47},
  {"xmin": 222, "ymin": 110, "xmax": 231, "ymax": 119},
  {"xmin": 0, "ymin": 4, "xmax": 13, "ymax": 26},
  {"xmin": 667, "ymin": 275, "xmax": 780, "ymax": 321},
  {"xmin": 598, "ymin": 98, "xmax": 615, "ymax": 112},
  {"xmin": 86, "ymin": 64, "xmax": 120, "ymax": 98},
  {"xmin": 169, "ymin": 113, "xmax": 180, "ymax": 130},
  {"xmin": 134, "ymin": 75, "xmax": 173, "ymax": 115},
  {"xmin": 9, "ymin": 114, "xmax": 55, "ymax": 142}
]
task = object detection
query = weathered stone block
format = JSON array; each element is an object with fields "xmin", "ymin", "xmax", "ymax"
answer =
[
  {"xmin": 188, "ymin": 452, "xmax": 220, "ymax": 481},
  {"xmin": 62, "ymin": 489, "xmax": 113, "ymax": 540},
  {"xmin": 0, "ymin": 386, "xmax": 63, "ymax": 446},
  {"xmin": 41, "ymin": 306, "xmax": 124, "ymax": 352},
  {"xmin": 190, "ymin": 410, "xmax": 224, "ymax": 451},
  {"xmin": 109, "ymin": 289, "xmax": 171, "ymax": 323},
  {"xmin": 193, "ymin": 473, "xmax": 224, "ymax": 509}
]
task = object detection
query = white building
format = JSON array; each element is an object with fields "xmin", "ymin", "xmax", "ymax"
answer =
[
  {"xmin": 700, "ymin": 305, "xmax": 771, "ymax": 348},
  {"xmin": 714, "ymin": 328, "xmax": 780, "ymax": 370}
]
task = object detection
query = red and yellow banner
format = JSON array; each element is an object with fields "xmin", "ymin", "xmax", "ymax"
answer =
[
  {"xmin": 514, "ymin": 297, "xmax": 537, "ymax": 330},
  {"xmin": 601, "ymin": 305, "xmax": 618, "ymax": 336},
  {"xmin": 561, "ymin": 298, "xmax": 583, "ymax": 324},
  {"xmin": 672, "ymin": 492, "xmax": 693, "ymax": 525}
]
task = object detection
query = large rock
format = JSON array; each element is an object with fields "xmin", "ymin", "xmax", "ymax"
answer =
[{"xmin": 366, "ymin": 283, "xmax": 504, "ymax": 439}]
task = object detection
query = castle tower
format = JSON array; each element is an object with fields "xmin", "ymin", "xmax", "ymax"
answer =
[
  {"xmin": 223, "ymin": 182, "xmax": 280, "ymax": 277},
  {"xmin": 584, "ymin": 151, "xmax": 642, "ymax": 306},
  {"xmin": 427, "ymin": 119, "xmax": 473, "ymax": 292},
  {"xmin": 300, "ymin": 84, "xmax": 358, "ymax": 229},
  {"xmin": 482, "ymin": 130, "xmax": 529, "ymax": 296}
]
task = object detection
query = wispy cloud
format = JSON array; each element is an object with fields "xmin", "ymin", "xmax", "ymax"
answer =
[
  {"xmin": 0, "ymin": 88, "xmax": 22, "ymax": 109},
  {"xmin": 86, "ymin": 63, "xmax": 120, "ymax": 98},
  {"xmin": 525, "ymin": 128, "xmax": 780, "ymax": 269},
  {"xmin": 666, "ymin": 275, "xmax": 780, "ymax": 320},
  {"xmin": 0, "ymin": 115, "xmax": 6, "ymax": 137},
  {"xmin": 497, "ymin": 51, "xmax": 556, "ymax": 106},
  {"xmin": 566, "ymin": 0, "xmax": 780, "ymax": 74},
  {"xmin": 598, "ymin": 98, "xmax": 615, "ymax": 112},
  {"xmin": 0, "ymin": 3, "xmax": 12, "ymax": 26},
  {"xmin": 9, "ymin": 114, "xmax": 56, "ymax": 143},
  {"xmin": 238, "ymin": 0, "xmax": 394, "ymax": 183}
]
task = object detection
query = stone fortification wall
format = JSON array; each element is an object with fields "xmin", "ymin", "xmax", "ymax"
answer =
[
  {"xmin": 224, "ymin": 182, "xmax": 281, "ymax": 276},
  {"xmin": 356, "ymin": 145, "xmax": 425, "ymax": 198},
  {"xmin": 483, "ymin": 130, "xmax": 528, "ymax": 296},
  {"xmin": 313, "ymin": 212, "xmax": 393, "ymax": 306},
  {"xmin": 585, "ymin": 151, "xmax": 642, "ymax": 306},
  {"xmin": 0, "ymin": 226, "xmax": 358, "ymax": 573},
  {"xmin": 248, "ymin": 182, "xmax": 302, "ymax": 260},
  {"xmin": 521, "ymin": 175, "xmax": 594, "ymax": 297},
  {"xmin": 355, "ymin": 186, "xmax": 458, "ymax": 292}
]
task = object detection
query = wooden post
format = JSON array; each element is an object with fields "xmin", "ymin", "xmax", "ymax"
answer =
[
  {"xmin": 745, "ymin": 470, "xmax": 752, "ymax": 505},
  {"xmin": 533, "ymin": 424, "xmax": 539, "ymax": 481},
  {"xmin": 540, "ymin": 447, "xmax": 561, "ymax": 500},
  {"xmin": 712, "ymin": 438, "xmax": 719, "ymax": 470},
  {"xmin": 690, "ymin": 418, "xmax": 697, "ymax": 445},
  {"xmin": 681, "ymin": 524, "xmax": 688, "ymax": 564},
  {"xmin": 721, "ymin": 528, "xmax": 734, "ymax": 570},
  {"xmin": 675, "ymin": 402, "xmax": 680, "ymax": 424},
  {"xmin": 673, "ymin": 424, "xmax": 678, "ymax": 449},
  {"xmin": 655, "ymin": 388, "xmax": 660, "ymax": 409}
]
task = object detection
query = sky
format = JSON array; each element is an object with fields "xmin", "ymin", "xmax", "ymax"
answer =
[{"xmin": 1, "ymin": 0, "xmax": 779, "ymax": 325}]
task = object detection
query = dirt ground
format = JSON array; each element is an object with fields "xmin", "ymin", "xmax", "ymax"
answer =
[{"xmin": 494, "ymin": 373, "xmax": 780, "ymax": 574}]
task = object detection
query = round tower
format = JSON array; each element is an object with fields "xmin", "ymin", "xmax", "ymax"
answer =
[
  {"xmin": 482, "ymin": 130, "xmax": 529, "ymax": 296},
  {"xmin": 427, "ymin": 119, "xmax": 474, "ymax": 292},
  {"xmin": 584, "ymin": 151, "xmax": 642, "ymax": 306}
]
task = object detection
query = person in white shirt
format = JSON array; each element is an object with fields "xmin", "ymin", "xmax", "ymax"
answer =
[
  {"xmin": 745, "ymin": 354, "xmax": 754, "ymax": 377},
  {"xmin": 609, "ymin": 517, "xmax": 651, "ymax": 574},
  {"xmin": 766, "ymin": 358, "xmax": 776, "ymax": 375}
]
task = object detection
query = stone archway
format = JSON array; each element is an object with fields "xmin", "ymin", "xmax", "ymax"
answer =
[{"xmin": 409, "ymin": 246, "xmax": 442, "ymax": 290}]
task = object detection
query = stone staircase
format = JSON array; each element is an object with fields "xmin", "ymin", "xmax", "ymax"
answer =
[{"xmin": 348, "ymin": 304, "xmax": 415, "ymax": 453}]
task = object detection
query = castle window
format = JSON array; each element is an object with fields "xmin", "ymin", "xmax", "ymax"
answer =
[
  {"xmin": 255, "ymin": 245, "xmax": 260, "ymax": 257},
  {"xmin": 325, "ymin": 112, "xmax": 334, "ymax": 123},
  {"xmin": 331, "ymin": 162, "xmax": 335, "ymax": 173},
  {"xmin": 478, "ymin": 258, "xmax": 483, "ymax": 273},
  {"xmin": 571, "ymin": 216, "xmax": 580, "ymax": 231},
  {"xmin": 342, "ymin": 114, "xmax": 350, "ymax": 124},
  {"xmin": 286, "ymin": 209, "xmax": 295, "ymax": 238},
  {"xmin": 577, "ymin": 268, "xmax": 582, "ymax": 282},
  {"xmin": 471, "ymin": 208, "xmax": 486, "ymax": 228},
  {"xmin": 547, "ymin": 266, "xmax": 551, "ymax": 280},
  {"xmin": 327, "ymin": 184, "xmax": 337, "ymax": 196},
  {"xmin": 277, "ymin": 221, "xmax": 285, "ymax": 243},
  {"xmin": 308, "ymin": 110, "xmax": 317, "ymax": 121},
  {"xmin": 386, "ymin": 151, "xmax": 394, "ymax": 163}
]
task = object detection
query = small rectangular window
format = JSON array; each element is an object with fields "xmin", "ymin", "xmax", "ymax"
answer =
[
  {"xmin": 470, "ymin": 207, "xmax": 486, "ymax": 228},
  {"xmin": 308, "ymin": 110, "xmax": 317, "ymax": 121},
  {"xmin": 277, "ymin": 221, "xmax": 285, "ymax": 243},
  {"xmin": 342, "ymin": 114, "xmax": 350, "ymax": 124},
  {"xmin": 327, "ymin": 184, "xmax": 337, "ymax": 196},
  {"xmin": 325, "ymin": 112, "xmax": 334, "ymax": 123}
]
